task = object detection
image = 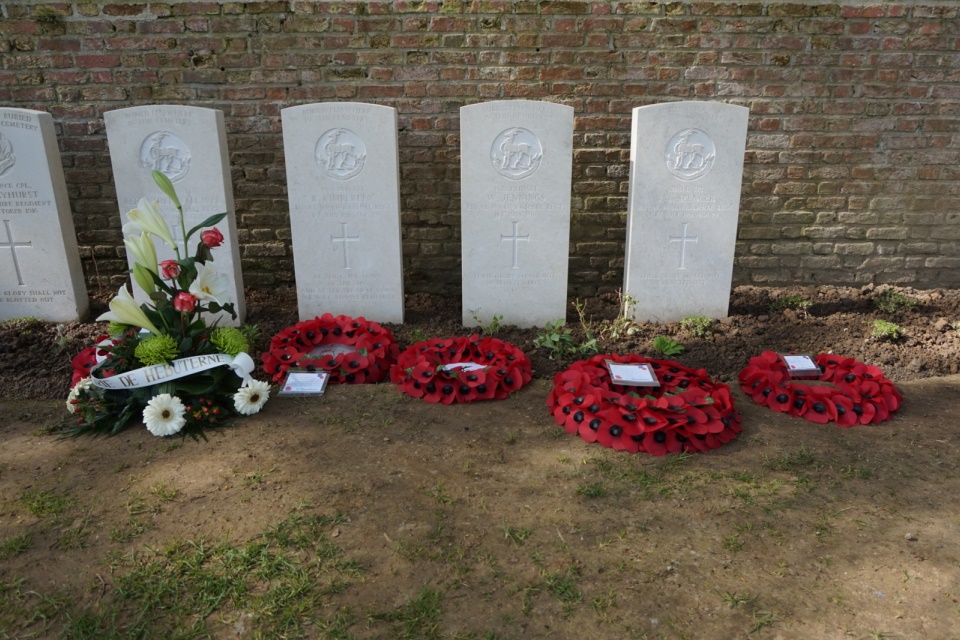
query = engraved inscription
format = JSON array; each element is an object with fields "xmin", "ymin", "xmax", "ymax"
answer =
[
  {"xmin": 331, "ymin": 222, "xmax": 360, "ymax": 270},
  {"xmin": 316, "ymin": 128, "xmax": 367, "ymax": 180},
  {"xmin": 638, "ymin": 185, "xmax": 736, "ymax": 220},
  {"xmin": 1, "ymin": 219, "xmax": 32, "ymax": 286},
  {"xmin": 665, "ymin": 128, "xmax": 715, "ymax": 181},
  {"xmin": 0, "ymin": 181, "xmax": 52, "ymax": 217},
  {"xmin": 463, "ymin": 185, "xmax": 564, "ymax": 219},
  {"xmin": 140, "ymin": 131, "xmax": 191, "ymax": 182},
  {"xmin": 500, "ymin": 221, "xmax": 529, "ymax": 269},
  {"xmin": 0, "ymin": 132, "xmax": 15, "ymax": 178},
  {"xmin": 491, "ymin": 128, "xmax": 542, "ymax": 180},
  {"xmin": 669, "ymin": 222, "xmax": 698, "ymax": 270},
  {"xmin": 302, "ymin": 273, "xmax": 398, "ymax": 302},
  {"xmin": 636, "ymin": 272, "xmax": 720, "ymax": 287},
  {"xmin": 475, "ymin": 271, "xmax": 554, "ymax": 288}
]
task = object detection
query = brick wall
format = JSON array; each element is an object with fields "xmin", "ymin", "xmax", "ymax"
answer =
[{"xmin": 2, "ymin": 1, "xmax": 958, "ymax": 298}]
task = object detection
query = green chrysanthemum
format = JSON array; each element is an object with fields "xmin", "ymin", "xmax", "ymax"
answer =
[
  {"xmin": 210, "ymin": 326, "xmax": 249, "ymax": 357},
  {"xmin": 134, "ymin": 334, "xmax": 179, "ymax": 366}
]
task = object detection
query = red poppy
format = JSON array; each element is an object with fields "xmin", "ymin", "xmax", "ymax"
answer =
[
  {"xmin": 832, "ymin": 395, "xmax": 858, "ymax": 428},
  {"xmin": 548, "ymin": 354, "xmax": 741, "ymax": 456},
  {"xmin": 739, "ymin": 351, "xmax": 901, "ymax": 427},
  {"xmin": 263, "ymin": 315, "xmax": 398, "ymax": 385},
  {"xmin": 71, "ymin": 347, "xmax": 99, "ymax": 385},
  {"xmin": 393, "ymin": 336, "xmax": 531, "ymax": 404}
]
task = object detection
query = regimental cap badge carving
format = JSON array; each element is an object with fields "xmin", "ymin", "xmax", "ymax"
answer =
[
  {"xmin": 140, "ymin": 131, "xmax": 191, "ymax": 182},
  {"xmin": 0, "ymin": 132, "xmax": 16, "ymax": 178},
  {"xmin": 490, "ymin": 127, "xmax": 543, "ymax": 180},
  {"xmin": 316, "ymin": 128, "xmax": 367, "ymax": 180},
  {"xmin": 664, "ymin": 128, "xmax": 716, "ymax": 181}
]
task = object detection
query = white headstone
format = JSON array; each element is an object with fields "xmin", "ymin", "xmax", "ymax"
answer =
[
  {"xmin": 624, "ymin": 101, "xmax": 749, "ymax": 322},
  {"xmin": 281, "ymin": 103, "xmax": 404, "ymax": 323},
  {"xmin": 104, "ymin": 105, "xmax": 245, "ymax": 322},
  {"xmin": 0, "ymin": 108, "xmax": 89, "ymax": 322},
  {"xmin": 460, "ymin": 100, "xmax": 574, "ymax": 328}
]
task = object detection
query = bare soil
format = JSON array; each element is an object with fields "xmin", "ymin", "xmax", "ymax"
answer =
[{"xmin": 1, "ymin": 285, "xmax": 959, "ymax": 639}]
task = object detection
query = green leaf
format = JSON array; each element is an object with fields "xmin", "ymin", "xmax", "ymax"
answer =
[
  {"xmin": 185, "ymin": 213, "xmax": 228, "ymax": 243},
  {"xmin": 151, "ymin": 170, "xmax": 182, "ymax": 210}
]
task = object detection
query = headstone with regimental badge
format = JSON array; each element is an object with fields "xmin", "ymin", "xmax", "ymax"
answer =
[
  {"xmin": 624, "ymin": 101, "xmax": 749, "ymax": 322},
  {"xmin": 460, "ymin": 100, "xmax": 574, "ymax": 328},
  {"xmin": 281, "ymin": 102, "xmax": 404, "ymax": 323},
  {"xmin": 0, "ymin": 108, "xmax": 89, "ymax": 322},
  {"xmin": 104, "ymin": 105, "xmax": 245, "ymax": 322}
]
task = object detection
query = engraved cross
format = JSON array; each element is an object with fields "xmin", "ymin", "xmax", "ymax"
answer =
[
  {"xmin": 500, "ymin": 221, "xmax": 529, "ymax": 270},
  {"xmin": 669, "ymin": 222, "xmax": 698, "ymax": 270},
  {"xmin": 331, "ymin": 222, "xmax": 360, "ymax": 270},
  {"xmin": 0, "ymin": 219, "xmax": 32, "ymax": 286}
]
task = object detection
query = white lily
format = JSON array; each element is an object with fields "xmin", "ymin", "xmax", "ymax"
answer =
[
  {"xmin": 125, "ymin": 232, "xmax": 158, "ymax": 274},
  {"xmin": 96, "ymin": 284, "xmax": 162, "ymax": 335},
  {"xmin": 126, "ymin": 232, "xmax": 159, "ymax": 294},
  {"xmin": 189, "ymin": 262, "xmax": 231, "ymax": 306},
  {"xmin": 123, "ymin": 198, "xmax": 176, "ymax": 251}
]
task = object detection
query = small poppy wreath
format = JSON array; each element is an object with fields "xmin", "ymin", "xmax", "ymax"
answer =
[
  {"xmin": 738, "ymin": 351, "xmax": 902, "ymax": 426},
  {"xmin": 261, "ymin": 314, "xmax": 400, "ymax": 385},
  {"xmin": 546, "ymin": 354, "xmax": 742, "ymax": 456},
  {"xmin": 390, "ymin": 335, "xmax": 532, "ymax": 404}
]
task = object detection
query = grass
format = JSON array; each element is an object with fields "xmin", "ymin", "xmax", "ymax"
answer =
[
  {"xmin": 503, "ymin": 525, "xmax": 533, "ymax": 546},
  {"xmin": 20, "ymin": 490, "xmax": 73, "ymax": 517},
  {"xmin": 371, "ymin": 587, "xmax": 443, "ymax": 640},
  {"xmin": 576, "ymin": 481, "xmax": 609, "ymax": 498},
  {"xmin": 0, "ymin": 533, "xmax": 33, "ymax": 560}
]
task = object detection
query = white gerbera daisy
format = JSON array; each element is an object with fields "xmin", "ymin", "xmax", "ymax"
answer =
[
  {"xmin": 233, "ymin": 379, "xmax": 270, "ymax": 416},
  {"xmin": 143, "ymin": 393, "xmax": 187, "ymax": 436},
  {"xmin": 66, "ymin": 378, "xmax": 93, "ymax": 414}
]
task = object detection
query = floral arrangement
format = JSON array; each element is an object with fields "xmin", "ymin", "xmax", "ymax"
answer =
[
  {"xmin": 261, "ymin": 314, "xmax": 399, "ymax": 385},
  {"xmin": 738, "ymin": 351, "xmax": 902, "ymax": 426},
  {"xmin": 546, "ymin": 354, "xmax": 742, "ymax": 455},
  {"xmin": 390, "ymin": 336, "xmax": 532, "ymax": 403},
  {"xmin": 65, "ymin": 170, "xmax": 270, "ymax": 438}
]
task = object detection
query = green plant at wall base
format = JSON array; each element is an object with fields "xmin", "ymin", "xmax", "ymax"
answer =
[
  {"xmin": 769, "ymin": 295, "xmax": 812, "ymax": 314},
  {"xmin": 534, "ymin": 321, "xmax": 579, "ymax": 359},
  {"xmin": 874, "ymin": 290, "xmax": 917, "ymax": 314},
  {"xmin": 470, "ymin": 311, "xmax": 503, "ymax": 336},
  {"xmin": 681, "ymin": 315, "xmax": 713, "ymax": 338},
  {"xmin": 952, "ymin": 320, "xmax": 960, "ymax": 334},
  {"xmin": 871, "ymin": 320, "xmax": 903, "ymax": 342},
  {"xmin": 600, "ymin": 291, "xmax": 638, "ymax": 341},
  {"xmin": 651, "ymin": 336, "xmax": 684, "ymax": 356}
]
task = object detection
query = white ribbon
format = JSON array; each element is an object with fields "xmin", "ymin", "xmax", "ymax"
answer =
[{"xmin": 90, "ymin": 352, "xmax": 255, "ymax": 391}]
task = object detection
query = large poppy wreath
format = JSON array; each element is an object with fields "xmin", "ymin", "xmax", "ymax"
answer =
[
  {"xmin": 738, "ymin": 351, "xmax": 902, "ymax": 426},
  {"xmin": 261, "ymin": 314, "xmax": 399, "ymax": 384},
  {"xmin": 546, "ymin": 354, "xmax": 742, "ymax": 455},
  {"xmin": 390, "ymin": 335, "xmax": 532, "ymax": 403}
]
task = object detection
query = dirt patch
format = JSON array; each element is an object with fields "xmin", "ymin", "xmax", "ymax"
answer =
[{"xmin": 1, "ymin": 285, "xmax": 960, "ymax": 638}]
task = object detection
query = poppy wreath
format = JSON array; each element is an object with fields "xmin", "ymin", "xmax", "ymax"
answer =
[
  {"xmin": 546, "ymin": 354, "xmax": 742, "ymax": 455},
  {"xmin": 390, "ymin": 335, "xmax": 532, "ymax": 404},
  {"xmin": 261, "ymin": 314, "xmax": 400, "ymax": 384},
  {"xmin": 738, "ymin": 351, "xmax": 902, "ymax": 426}
]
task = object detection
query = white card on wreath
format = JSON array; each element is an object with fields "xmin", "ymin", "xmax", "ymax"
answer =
[
  {"xmin": 442, "ymin": 362, "xmax": 486, "ymax": 373},
  {"xmin": 780, "ymin": 354, "xmax": 820, "ymax": 378},
  {"xmin": 605, "ymin": 361, "xmax": 660, "ymax": 387},
  {"xmin": 278, "ymin": 370, "xmax": 330, "ymax": 396}
]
